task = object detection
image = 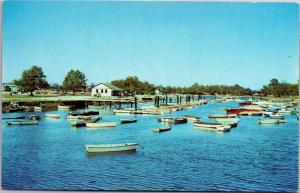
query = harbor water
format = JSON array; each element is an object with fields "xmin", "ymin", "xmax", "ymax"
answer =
[{"xmin": 2, "ymin": 101, "xmax": 298, "ymax": 191}]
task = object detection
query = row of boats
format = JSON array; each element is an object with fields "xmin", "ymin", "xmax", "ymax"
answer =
[{"xmin": 4, "ymin": 98, "xmax": 298, "ymax": 154}]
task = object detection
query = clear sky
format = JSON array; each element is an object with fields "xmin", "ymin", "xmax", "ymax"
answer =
[{"xmin": 3, "ymin": 1, "xmax": 299, "ymax": 90}]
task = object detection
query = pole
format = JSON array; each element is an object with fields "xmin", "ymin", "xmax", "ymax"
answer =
[
  {"xmin": 134, "ymin": 97, "xmax": 137, "ymax": 111},
  {"xmin": 165, "ymin": 95, "xmax": 168, "ymax": 105}
]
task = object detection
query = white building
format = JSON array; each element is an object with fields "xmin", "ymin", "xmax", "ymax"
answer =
[{"xmin": 91, "ymin": 83, "xmax": 122, "ymax": 97}]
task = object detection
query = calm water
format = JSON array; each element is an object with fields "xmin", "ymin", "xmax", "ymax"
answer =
[{"xmin": 2, "ymin": 101, "xmax": 298, "ymax": 191}]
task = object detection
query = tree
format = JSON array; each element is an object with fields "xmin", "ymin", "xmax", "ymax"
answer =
[
  {"xmin": 62, "ymin": 69, "xmax": 87, "ymax": 93},
  {"xmin": 260, "ymin": 78, "xmax": 298, "ymax": 97},
  {"xmin": 14, "ymin": 66, "xmax": 49, "ymax": 96}
]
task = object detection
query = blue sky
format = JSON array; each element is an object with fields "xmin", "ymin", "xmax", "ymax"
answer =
[{"xmin": 3, "ymin": 1, "xmax": 299, "ymax": 90}]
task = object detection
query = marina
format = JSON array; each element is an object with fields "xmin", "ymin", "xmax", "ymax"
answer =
[{"xmin": 2, "ymin": 98, "xmax": 298, "ymax": 191}]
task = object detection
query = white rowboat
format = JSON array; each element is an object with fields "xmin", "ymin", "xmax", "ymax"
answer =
[
  {"xmin": 85, "ymin": 143, "xmax": 138, "ymax": 153},
  {"xmin": 86, "ymin": 122, "xmax": 117, "ymax": 128},
  {"xmin": 45, "ymin": 114, "xmax": 60, "ymax": 119}
]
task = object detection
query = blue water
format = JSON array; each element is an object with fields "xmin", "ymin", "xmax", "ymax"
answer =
[{"xmin": 2, "ymin": 102, "xmax": 298, "ymax": 191}]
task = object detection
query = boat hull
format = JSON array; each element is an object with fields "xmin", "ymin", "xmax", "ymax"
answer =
[
  {"xmin": 7, "ymin": 120, "xmax": 39, "ymax": 126},
  {"xmin": 86, "ymin": 122, "xmax": 117, "ymax": 128},
  {"xmin": 85, "ymin": 143, "xmax": 138, "ymax": 153},
  {"xmin": 258, "ymin": 119, "xmax": 279, "ymax": 124},
  {"xmin": 120, "ymin": 119, "xmax": 137, "ymax": 124},
  {"xmin": 153, "ymin": 127, "xmax": 171, "ymax": 132}
]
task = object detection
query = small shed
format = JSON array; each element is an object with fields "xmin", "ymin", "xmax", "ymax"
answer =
[{"xmin": 91, "ymin": 83, "xmax": 122, "ymax": 97}]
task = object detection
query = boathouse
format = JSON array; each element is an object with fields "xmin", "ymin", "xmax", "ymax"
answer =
[{"xmin": 91, "ymin": 83, "xmax": 122, "ymax": 97}]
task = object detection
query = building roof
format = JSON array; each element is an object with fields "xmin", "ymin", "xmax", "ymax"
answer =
[{"xmin": 95, "ymin": 83, "xmax": 122, "ymax": 91}]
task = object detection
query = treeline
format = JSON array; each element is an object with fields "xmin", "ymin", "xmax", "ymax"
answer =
[
  {"xmin": 260, "ymin": 78, "xmax": 298, "ymax": 97},
  {"xmin": 111, "ymin": 76, "xmax": 254, "ymax": 95},
  {"xmin": 12, "ymin": 66, "xmax": 298, "ymax": 97}
]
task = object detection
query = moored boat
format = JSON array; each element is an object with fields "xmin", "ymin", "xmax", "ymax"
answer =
[
  {"xmin": 86, "ymin": 116, "xmax": 101, "ymax": 123},
  {"xmin": 58, "ymin": 105, "xmax": 72, "ymax": 111},
  {"xmin": 85, "ymin": 143, "xmax": 138, "ymax": 153},
  {"xmin": 153, "ymin": 126, "xmax": 171, "ymax": 132},
  {"xmin": 215, "ymin": 118, "xmax": 239, "ymax": 123},
  {"xmin": 34, "ymin": 106, "xmax": 44, "ymax": 112},
  {"xmin": 269, "ymin": 114, "xmax": 284, "ymax": 119},
  {"xmin": 45, "ymin": 114, "xmax": 60, "ymax": 119},
  {"xmin": 88, "ymin": 105, "xmax": 105, "ymax": 110},
  {"xmin": 158, "ymin": 117, "xmax": 176, "ymax": 122},
  {"xmin": 208, "ymin": 114, "xmax": 237, "ymax": 118},
  {"xmin": 240, "ymin": 111, "xmax": 262, "ymax": 116},
  {"xmin": 226, "ymin": 107, "xmax": 262, "ymax": 115},
  {"xmin": 86, "ymin": 122, "xmax": 117, "ymax": 128},
  {"xmin": 120, "ymin": 119, "xmax": 137, "ymax": 124},
  {"xmin": 70, "ymin": 120, "xmax": 86, "ymax": 127},
  {"xmin": 239, "ymin": 101, "xmax": 252, "ymax": 106},
  {"xmin": 193, "ymin": 121, "xmax": 230, "ymax": 132},
  {"xmin": 182, "ymin": 115, "xmax": 200, "ymax": 122},
  {"xmin": 66, "ymin": 115, "xmax": 92, "ymax": 120},
  {"xmin": 7, "ymin": 119, "xmax": 39, "ymax": 126},
  {"xmin": 68, "ymin": 111, "xmax": 99, "ymax": 116},
  {"xmin": 258, "ymin": 119, "xmax": 279, "ymax": 124},
  {"xmin": 173, "ymin": 117, "xmax": 188, "ymax": 124},
  {"xmin": 2, "ymin": 116, "xmax": 26, "ymax": 120},
  {"xmin": 29, "ymin": 115, "xmax": 40, "ymax": 120}
]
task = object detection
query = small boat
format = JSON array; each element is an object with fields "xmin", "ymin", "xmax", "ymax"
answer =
[
  {"xmin": 84, "ymin": 116, "xmax": 102, "ymax": 123},
  {"xmin": 85, "ymin": 143, "xmax": 138, "ymax": 153},
  {"xmin": 28, "ymin": 115, "xmax": 40, "ymax": 120},
  {"xmin": 221, "ymin": 122, "xmax": 238, "ymax": 128},
  {"xmin": 193, "ymin": 121, "xmax": 223, "ymax": 128},
  {"xmin": 86, "ymin": 122, "xmax": 117, "ymax": 128},
  {"xmin": 182, "ymin": 115, "xmax": 200, "ymax": 122},
  {"xmin": 263, "ymin": 112, "xmax": 275, "ymax": 117},
  {"xmin": 68, "ymin": 111, "xmax": 99, "ymax": 116},
  {"xmin": 88, "ymin": 105, "xmax": 105, "ymax": 110},
  {"xmin": 278, "ymin": 119, "xmax": 286, "ymax": 123},
  {"xmin": 173, "ymin": 117, "xmax": 187, "ymax": 124},
  {"xmin": 215, "ymin": 118, "xmax": 239, "ymax": 123},
  {"xmin": 269, "ymin": 114, "xmax": 284, "ymax": 119},
  {"xmin": 208, "ymin": 114, "xmax": 229, "ymax": 118},
  {"xmin": 70, "ymin": 120, "xmax": 86, "ymax": 127},
  {"xmin": 58, "ymin": 105, "xmax": 72, "ymax": 111},
  {"xmin": 239, "ymin": 101, "xmax": 252, "ymax": 106},
  {"xmin": 158, "ymin": 117, "xmax": 176, "ymax": 122},
  {"xmin": 278, "ymin": 109, "xmax": 292, "ymax": 115},
  {"xmin": 34, "ymin": 106, "xmax": 44, "ymax": 112},
  {"xmin": 7, "ymin": 119, "xmax": 39, "ymax": 126},
  {"xmin": 193, "ymin": 121, "xmax": 230, "ymax": 132},
  {"xmin": 66, "ymin": 115, "xmax": 92, "ymax": 120},
  {"xmin": 2, "ymin": 116, "xmax": 26, "ymax": 120},
  {"xmin": 251, "ymin": 112, "xmax": 263, "ymax": 116},
  {"xmin": 258, "ymin": 119, "xmax": 279, "ymax": 124},
  {"xmin": 45, "ymin": 114, "xmax": 60, "ymax": 119},
  {"xmin": 208, "ymin": 114, "xmax": 237, "ymax": 118},
  {"xmin": 120, "ymin": 119, "xmax": 137, "ymax": 124},
  {"xmin": 226, "ymin": 107, "xmax": 262, "ymax": 115},
  {"xmin": 153, "ymin": 126, "xmax": 171, "ymax": 132},
  {"xmin": 86, "ymin": 116, "xmax": 102, "ymax": 123}
]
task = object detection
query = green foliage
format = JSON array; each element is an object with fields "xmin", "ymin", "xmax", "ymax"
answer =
[
  {"xmin": 111, "ymin": 76, "xmax": 254, "ymax": 95},
  {"xmin": 111, "ymin": 76, "xmax": 155, "ymax": 95},
  {"xmin": 62, "ymin": 69, "xmax": 87, "ymax": 92},
  {"xmin": 260, "ymin": 78, "xmax": 298, "ymax": 97},
  {"xmin": 14, "ymin": 66, "xmax": 49, "ymax": 96}
]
